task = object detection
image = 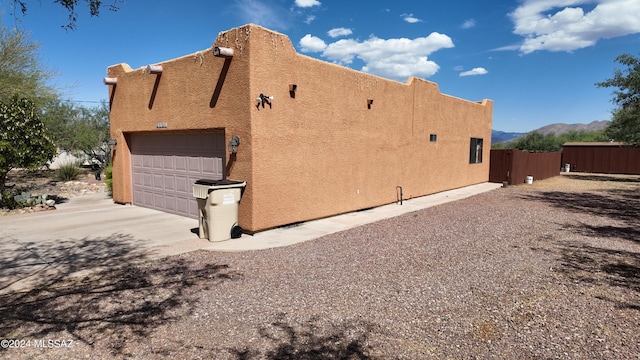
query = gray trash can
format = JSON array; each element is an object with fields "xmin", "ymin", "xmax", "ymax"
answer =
[{"xmin": 193, "ymin": 179, "xmax": 246, "ymax": 242}]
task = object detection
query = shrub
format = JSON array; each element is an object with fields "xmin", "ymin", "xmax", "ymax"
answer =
[
  {"xmin": 105, "ymin": 163, "xmax": 113, "ymax": 196},
  {"xmin": 56, "ymin": 163, "xmax": 82, "ymax": 181},
  {"xmin": 1, "ymin": 189, "xmax": 52, "ymax": 210},
  {"xmin": 1, "ymin": 190, "xmax": 18, "ymax": 209}
]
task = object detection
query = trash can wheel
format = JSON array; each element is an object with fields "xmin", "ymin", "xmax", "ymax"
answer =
[{"xmin": 231, "ymin": 225, "xmax": 243, "ymax": 239}]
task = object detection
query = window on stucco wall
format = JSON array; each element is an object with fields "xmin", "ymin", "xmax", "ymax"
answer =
[{"xmin": 469, "ymin": 138, "xmax": 483, "ymax": 164}]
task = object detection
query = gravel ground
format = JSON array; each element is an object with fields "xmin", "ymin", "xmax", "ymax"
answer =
[{"xmin": 1, "ymin": 173, "xmax": 639, "ymax": 359}]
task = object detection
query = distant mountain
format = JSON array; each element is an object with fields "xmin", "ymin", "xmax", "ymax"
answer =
[
  {"xmin": 491, "ymin": 130, "xmax": 526, "ymax": 144},
  {"xmin": 532, "ymin": 120, "xmax": 610, "ymax": 136},
  {"xmin": 492, "ymin": 120, "xmax": 610, "ymax": 144}
]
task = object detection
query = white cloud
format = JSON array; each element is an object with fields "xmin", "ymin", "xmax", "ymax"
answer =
[
  {"xmin": 402, "ymin": 13, "xmax": 423, "ymax": 23},
  {"xmin": 299, "ymin": 34, "xmax": 327, "ymax": 52},
  {"xmin": 305, "ymin": 15, "xmax": 316, "ymax": 24},
  {"xmin": 300, "ymin": 33, "xmax": 454, "ymax": 80},
  {"xmin": 493, "ymin": 44, "xmax": 522, "ymax": 51},
  {"xmin": 231, "ymin": 0, "xmax": 289, "ymax": 30},
  {"xmin": 295, "ymin": 0, "xmax": 321, "ymax": 8},
  {"xmin": 459, "ymin": 67, "xmax": 488, "ymax": 77},
  {"xmin": 510, "ymin": 0, "xmax": 640, "ymax": 54},
  {"xmin": 327, "ymin": 27, "xmax": 353, "ymax": 38},
  {"xmin": 462, "ymin": 19, "xmax": 476, "ymax": 29}
]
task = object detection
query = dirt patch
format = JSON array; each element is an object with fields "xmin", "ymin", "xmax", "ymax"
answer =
[{"xmin": 511, "ymin": 172, "xmax": 640, "ymax": 192}]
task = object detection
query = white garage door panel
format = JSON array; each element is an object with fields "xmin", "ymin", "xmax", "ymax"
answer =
[
  {"xmin": 164, "ymin": 175, "xmax": 176, "ymax": 191},
  {"xmin": 130, "ymin": 132, "xmax": 225, "ymax": 218},
  {"xmin": 176, "ymin": 176, "xmax": 190, "ymax": 192},
  {"xmin": 163, "ymin": 156, "xmax": 174, "ymax": 170},
  {"xmin": 175, "ymin": 158, "xmax": 187, "ymax": 172}
]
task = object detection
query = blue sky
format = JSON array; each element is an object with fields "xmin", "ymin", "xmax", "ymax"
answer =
[{"xmin": 2, "ymin": 0, "xmax": 640, "ymax": 132}]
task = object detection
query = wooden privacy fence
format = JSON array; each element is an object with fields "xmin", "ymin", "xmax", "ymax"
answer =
[
  {"xmin": 562, "ymin": 142, "xmax": 640, "ymax": 175},
  {"xmin": 490, "ymin": 149, "xmax": 562, "ymax": 185}
]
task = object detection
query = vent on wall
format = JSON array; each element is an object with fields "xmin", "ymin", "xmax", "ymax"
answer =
[
  {"xmin": 146, "ymin": 65, "xmax": 163, "ymax": 74},
  {"xmin": 214, "ymin": 47, "xmax": 234, "ymax": 58}
]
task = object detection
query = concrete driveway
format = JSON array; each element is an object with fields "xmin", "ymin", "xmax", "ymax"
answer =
[{"xmin": 0, "ymin": 193, "xmax": 208, "ymax": 294}]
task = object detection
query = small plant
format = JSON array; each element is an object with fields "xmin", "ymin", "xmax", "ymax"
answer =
[
  {"xmin": 105, "ymin": 163, "xmax": 113, "ymax": 197},
  {"xmin": 12, "ymin": 192, "xmax": 49, "ymax": 207},
  {"xmin": 13, "ymin": 191, "xmax": 34, "ymax": 207},
  {"xmin": 1, "ymin": 190, "xmax": 18, "ymax": 209},
  {"xmin": 56, "ymin": 163, "xmax": 82, "ymax": 181}
]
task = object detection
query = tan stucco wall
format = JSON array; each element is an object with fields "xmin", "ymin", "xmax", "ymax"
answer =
[
  {"xmin": 244, "ymin": 25, "xmax": 492, "ymax": 231},
  {"xmin": 107, "ymin": 32, "xmax": 255, "ymax": 227},
  {"xmin": 108, "ymin": 24, "xmax": 492, "ymax": 233}
]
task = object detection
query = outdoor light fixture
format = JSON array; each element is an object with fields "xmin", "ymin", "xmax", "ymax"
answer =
[
  {"xmin": 214, "ymin": 47, "xmax": 234, "ymax": 58},
  {"xmin": 289, "ymin": 84, "xmax": 297, "ymax": 98},
  {"xmin": 228, "ymin": 136, "xmax": 241, "ymax": 154},
  {"xmin": 107, "ymin": 138, "xmax": 117, "ymax": 147},
  {"xmin": 146, "ymin": 64, "xmax": 163, "ymax": 74},
  {"xmin": 256, "ymin": 93, "xmax": 273, "ymax": 109},
  {"xmin": 103, "ymin": 77, "xmax": 117, "ymax": 85},
  {"xmin": 367, "ymin": 98, "xmax": 374, "ymax": 109}
]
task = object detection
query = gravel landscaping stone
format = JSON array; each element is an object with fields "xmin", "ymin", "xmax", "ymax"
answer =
[{"xmin": 1, "ymin": 173, "xmax": 638, "ymax": 359}]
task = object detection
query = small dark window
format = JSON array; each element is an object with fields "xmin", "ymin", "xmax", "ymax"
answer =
[
  {"xmin": 469, "ymin": 137, "xmax": 483, "ymax": 164},
  {"xmin": 429, "ymin": 134, "xmax": 437, "ymax": 142}
]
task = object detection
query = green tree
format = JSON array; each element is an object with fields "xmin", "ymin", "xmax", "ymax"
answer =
[
  {"xmin": 41, "ymin": 100, "xmax": 111, "ymax": 169},
  {"xmin": 67, "ymin": 102, "xmax": 111, "ymax": 169},
  {"xmin": 39, "ymin": 99, "xmax": 76, "ymax": 149},
  {"xmin": 0, "ymin": 24, "xmax": 57, "ymax": 104},
  {"xmin": 5, "ymin": 0, "xmax": 121, "ymax": 30},
  {"xmin": 596, "ymin": 53, "xmax": 640, "ymax": 146},
  {"xmin": 0, "ymin": 96, "xmax": 56, "ymax": 199},
  {"xmin": 604, "ymin": 108, "xmax": 640, "ymax": 145},
  {"xmin": 496, "ymin": 130, "xmax": 609, "ymax": 152},
  {"xmin": 557, "ymin": 129, "xmax": 608, "ymax": 144},
  {"xmin": 509, "ymin": 132, "xmax": 559, "ymax": 152}
]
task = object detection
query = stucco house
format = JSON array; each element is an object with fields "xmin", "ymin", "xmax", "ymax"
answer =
[{"xmin": 106, "ymin": 24, "xmax": 493, "ymax": 233}]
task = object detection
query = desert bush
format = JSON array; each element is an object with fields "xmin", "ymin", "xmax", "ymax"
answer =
[
  {"xmin": 105, "ymin": 163, "xmax": 113, "ymax": 196},
  {"xmin": 1, "ymin": 189, "xmax": 18, "ymax": 209},
  {"xmin": 56, "ymin": 163, "xmax": 82, "ymax": 181}
]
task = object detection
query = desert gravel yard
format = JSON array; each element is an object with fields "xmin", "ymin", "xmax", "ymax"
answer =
[{"xmin": 1, "ymin": 173, "xmax": 639, "ymax": 359}]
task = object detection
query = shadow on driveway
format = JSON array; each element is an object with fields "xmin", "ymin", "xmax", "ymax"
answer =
[
  {"xmin": 1, "ymin": 233, "xmax": 152, "ymax": 293},
  {"xmin": 0, "ymin": 233, "xmax": 241, "ymax": 356}
]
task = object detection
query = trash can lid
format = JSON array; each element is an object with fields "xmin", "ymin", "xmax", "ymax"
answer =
[{"xmin": 195, "ymin": 179, "xmax": 245, "ymax": 186}]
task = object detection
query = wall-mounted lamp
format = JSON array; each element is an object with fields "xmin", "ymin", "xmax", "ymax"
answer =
[
  {"xmin": 228, "ymin": 136, "xmax": 241, "ymax": 154},
  {"xmin": 256, "ymin": 93, "xmax": 273, "ymax": 109},
  {"xmin": 146, "ymin": 64, "xmax": 163, "ymax": 74},
  {"xmin": 289, "ymin": 84, "xmax": 297, "ymax": 98},
  {"xmin": 103, "ymin": 77, "xmax": 117, "ymax": 85},
  {"xmin": 214, "ymin": 47, "xmax": 234, "ymax": 58},
  {"xmin": 107, "ymin": 138, "xmax": 117, "ymax": 147},
  {"xmin": 367, "ymin": 98, "xmax": 374, "ymax": 109}
]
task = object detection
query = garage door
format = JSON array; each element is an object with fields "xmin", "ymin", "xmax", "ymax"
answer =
[{"xmin": 130, "ymin": 131, "xmax": 225, "ymax": 218}]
